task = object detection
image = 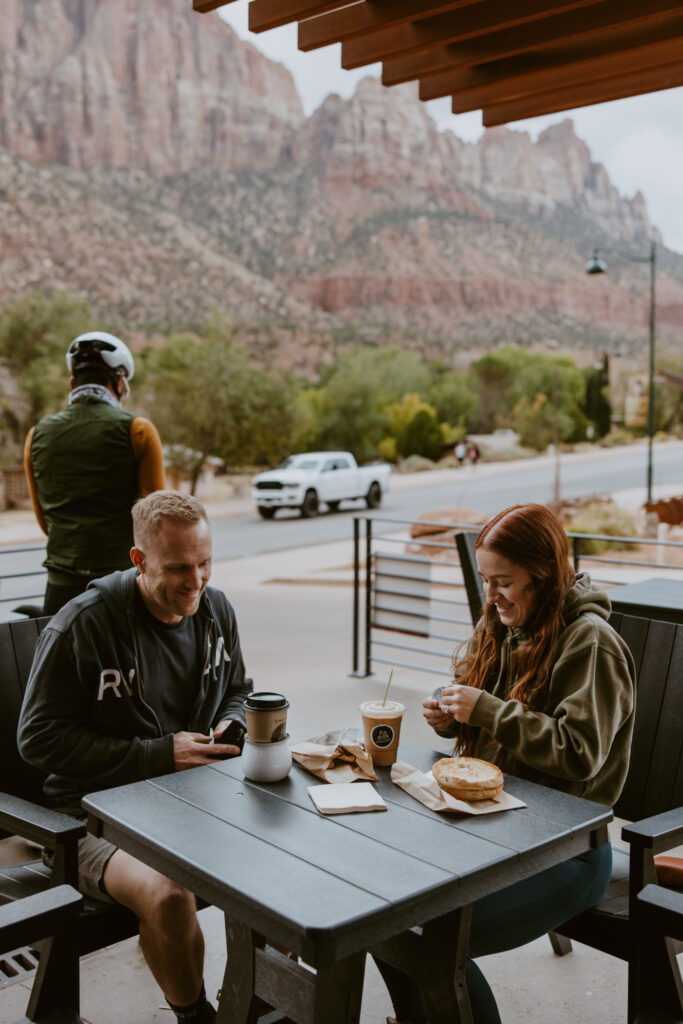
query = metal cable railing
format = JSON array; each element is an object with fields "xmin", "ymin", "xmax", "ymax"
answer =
[
  {"xmin": 0, "ymin": 544, "xmax": 46, "ymax": 612},
  {"xmin": 351, "ymin": 514, "xmax": 683, "ymax": 679}
]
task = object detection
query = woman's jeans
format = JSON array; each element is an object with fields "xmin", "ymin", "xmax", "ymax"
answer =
[{"xmin": 374, "ymin": 843, "xmax": 612, "ymax": 1024}]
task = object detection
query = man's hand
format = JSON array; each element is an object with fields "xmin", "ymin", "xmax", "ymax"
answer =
[
  {"xmin": 173, "ymin": 731, "xmax": 241, "ymax": 771},
  {"xmin": 439, "ymin": 684, "xmax": 481, "ymax": 724}
]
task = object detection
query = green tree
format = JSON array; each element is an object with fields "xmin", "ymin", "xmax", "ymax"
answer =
[
  {"xmin": 469, "ymin": 348, "xmax": 588, "ymax": 448},
  {"xmin": 396, "ymin": 408, "xmax": 444, "ymax": 461},
  {"xmin": 0, "ymin": 291, "xmax": 92, "ymax": 455},
  {"xmin": 510, "ymin": 358, "xmax": 588, "ymax": 450},
  {"xmin": 468, "ymin": 348, "xmax": 530, "ymax": 432},
  {"xmin": 426, "ymin": 361, "xmax": 476, "ymax": 434},
  {"xmin": 583, "ymin": 355, "xmax": 612, "ymax": 439},
  {"xmin": 311, "ymin": 347, "xmax": 431, "ymax": 459},
  {"xmin": 141, "ymin": 327, "xmax": 275, "ymax": 491}
]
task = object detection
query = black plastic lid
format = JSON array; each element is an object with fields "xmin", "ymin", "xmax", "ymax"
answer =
[{"xmin": 244, "ymin": 691, "xmax": 289, "ymax": 711}]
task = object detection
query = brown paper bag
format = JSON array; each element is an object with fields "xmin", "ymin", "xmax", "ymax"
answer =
[
  {"xmin": 290, "ymin": 741, "xmax": 378, "ymax": 783},
  {"xmin": 391, "ymin": 761, "xmax": 526, "ymax": 815}
]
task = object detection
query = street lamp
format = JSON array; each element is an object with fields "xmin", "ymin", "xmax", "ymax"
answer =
[{"xmin": 585, "ymin": 240, "xmax": 657, "ymax": 504}]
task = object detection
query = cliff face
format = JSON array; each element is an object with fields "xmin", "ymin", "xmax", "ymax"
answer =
[
  {"xmin": 0, "ymin": 0, "xmax": 304, "ymax": 174},
  {"xmin": 0, "ymin": 2, "xmax": 680, "ymax": 357},
  {"xmin": 463, "ymin": 118, "xmax": 654, "ymax": 241}
]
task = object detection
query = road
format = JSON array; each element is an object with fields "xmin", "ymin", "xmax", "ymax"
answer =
[
  {"xmin": 1, "ymin": 441, "xmax": 681, "ymax": 604},
  {"xmin": 209, "ymin": 440, "xmax": 683, "ymax": 558}
]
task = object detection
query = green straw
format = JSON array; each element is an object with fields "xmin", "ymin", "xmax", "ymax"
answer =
[{"xmin": 382, "ymin": 669, "xmax": 394, "ymax": 706}]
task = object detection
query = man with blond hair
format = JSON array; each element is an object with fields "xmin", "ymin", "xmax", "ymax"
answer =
[{"xmin": 19, "ymin": 491, "xmax": 252, "ymax": 1024}]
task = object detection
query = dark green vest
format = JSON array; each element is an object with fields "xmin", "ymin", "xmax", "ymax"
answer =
[{"xmin": 31, "ymin": 400, "xmax": 139, "ymax": 584}]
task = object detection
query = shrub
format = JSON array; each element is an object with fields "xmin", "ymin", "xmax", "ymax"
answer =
[
  {"xmin": 397, "ymin": 454, "xmax": 437, "ymax": 473},
  {"xmin": 396, "ymin": 409, "xmax": 444, "ymax": 461},
  {"xmin": 566, "ymin": 501, "xmax": 639, "ymax": 554}
]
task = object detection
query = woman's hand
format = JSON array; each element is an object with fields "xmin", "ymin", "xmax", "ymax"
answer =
[
  {"xmin": 422, "ymin": 696, "xmax": 455, "ymax": 732},
  {"xmin": 439, "ymin": 684, "xmax": 481, "ymax": 724}
]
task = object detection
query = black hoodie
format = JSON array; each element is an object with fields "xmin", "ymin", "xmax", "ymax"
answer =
[{"xmin": 18, "ymin": 568, "xmax": 253, "ymax": 815}]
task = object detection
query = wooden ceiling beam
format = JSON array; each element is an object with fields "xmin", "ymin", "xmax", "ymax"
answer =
[
  {"xmin": 249, "ymin": 1, "xmax": 355, "ymax": 34},
  {"xmin": 421, "ymin": 14, "xmax": 683, "ymax": 101},
  {"xmin": 193, "ymin": 0, "xmax": 241, "ymax": 12},
  {"xmin": 481, "ymin": 61, "xmax": 683, "ymax": 124},
  {"xmin": 381, "ymin": 0, "xmax": 682, "ymax": 85},
  {"xmin": 298, "ymin": 1, "xmax": 475, "ymax": 51},
  {"xmin": 448, "ymin": 37, "xmax": 683, "ymax": 112},
  {"xmin": 341, "ymin": 0, "xmax": 602, "ymax": 69}
]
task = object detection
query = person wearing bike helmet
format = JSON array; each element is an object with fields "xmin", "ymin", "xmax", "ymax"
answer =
[{"xmin": 24, "ymin": 331, "xmax": 165, "ymax": 614}]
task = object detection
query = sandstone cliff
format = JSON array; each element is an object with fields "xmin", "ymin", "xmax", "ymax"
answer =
[
  {"xmin": 1, "ymin": 1, "xmax": 681, "ymax": 359},
  {"xmin": 0, "ymin": 0, "xmax": 304, "ymax": 174}
]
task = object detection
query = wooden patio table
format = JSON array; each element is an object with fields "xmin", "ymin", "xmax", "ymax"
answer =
[
  {"xmin": 608, "ymin": 576, "xmax": 683, "ymax": 625},
  {"xmin": 82, "ymin": 740, "xmax": 611, "ymax": 1024}
]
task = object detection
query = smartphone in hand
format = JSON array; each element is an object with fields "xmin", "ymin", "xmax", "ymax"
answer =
[{"xmin": 210, "ymin": 719, "xmax": 246, "ymax": 756}]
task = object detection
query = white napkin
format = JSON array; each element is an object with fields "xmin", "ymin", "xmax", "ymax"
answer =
[{"xmin": 307, "ymin": 782, "xmax": 387, "ymax": 815}]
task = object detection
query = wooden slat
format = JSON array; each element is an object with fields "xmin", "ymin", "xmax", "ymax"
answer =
[
  {"xmin": 341, "ymin": 0, "xmax": 603, "ymax": 69},
  {"xmin": 641, "ymin": 624, "xmax": 683, "ymax": 816},
  {"xmin": 421, "ymin": 15, "xmax": 683, "ymax": 101},
  {"xmin": 1, "ymin": 617, "xmax": 51, "ymax": 807},
  {"xmin": 193, "ymin": 0, "xmax": 241, "ymax": 12},
  {"xmin": 449, "ymin": 36, "xmax": 683, "ymax": 112},
  {"xmin": 249, "ymin": 0, "xmax": 351, "ymax": 33},
  {"xmin": 481, "ymin": 61, "xmax": 683, "ymax": 123},
  {"xmin": 298, "ymin": 0, "xmax": 475, "ymax": 51},
  {"xmin": 381, "ymin": 0, "xmax": 682, "ymax": 85},
  {"xmin": 615, "ymin": 614, "xmax": 650, "ymax": 679},
  {"xmin": 615, "ymin": 620, "xmax": 676, "ymax": 823}
]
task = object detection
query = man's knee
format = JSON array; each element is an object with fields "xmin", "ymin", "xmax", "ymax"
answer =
[
  {"xmin": 146, "ymin": 877, "xmax": 198, "ymax": 936},
  {"xmin": 104, "ymin": 850, "xmax": 197, "ymax": 932}
]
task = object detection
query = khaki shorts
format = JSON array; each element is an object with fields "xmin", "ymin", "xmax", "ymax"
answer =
[{"xmin": 43, "ymin": 831, "xmax": 118, "ymax": 904}]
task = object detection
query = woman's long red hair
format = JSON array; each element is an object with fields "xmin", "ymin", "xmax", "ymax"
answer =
[{"xmin": 456, "ymin": 503, "xmax": 575, "ymax": 755}]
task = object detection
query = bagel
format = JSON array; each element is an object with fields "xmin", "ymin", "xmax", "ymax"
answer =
[{"xmin": 432, "ymin": 756, "xmax": 503, "ymax": 802}]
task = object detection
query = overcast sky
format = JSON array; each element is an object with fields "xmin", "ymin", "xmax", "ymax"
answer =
[{"xmin": 218, "ymin": 5, "xmax": 683, "ymax": 256}]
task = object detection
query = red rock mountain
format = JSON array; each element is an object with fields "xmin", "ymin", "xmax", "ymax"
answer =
[
  {"xmin": 0, "ymin": 0, "xmax": 304, "ymax": 174},
  {"xmin": 1, "ymin": 0, "xmax": 681, "ymax": 364}
]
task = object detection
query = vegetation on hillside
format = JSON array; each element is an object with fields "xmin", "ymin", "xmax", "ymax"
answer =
[{"xmin": 1, "ymin": 292, "xmax": 681, "ymax": 482}]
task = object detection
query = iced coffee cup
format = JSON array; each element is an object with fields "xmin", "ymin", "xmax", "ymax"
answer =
[{"xmin": 359, "ymin": 699, "xmax": 406, "ymax": 766}]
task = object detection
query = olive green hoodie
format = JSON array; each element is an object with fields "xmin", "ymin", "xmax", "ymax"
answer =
[{"xmin": 440, "ymin": 574, "xmax": 636, "ymax": 806}]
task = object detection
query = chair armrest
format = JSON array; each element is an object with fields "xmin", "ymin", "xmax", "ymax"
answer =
[
  {"xmin": 0, "ymin": 792, "xmax": 86, "ymax": 849},
  {"xmin": 0, "ymin": 885, "xmax": 82, "ymax": 951},
  {"xmin": 621, "ymin": 807, "xmax": 683, "ymax": 855},
  {"xmin": 635, "ymin": 884, "xmax": 683, "ymax": 942}
]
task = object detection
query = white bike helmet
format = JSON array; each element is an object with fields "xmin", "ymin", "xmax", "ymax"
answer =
[{"xmin": 66, "ymin": 332, "xmax": 135, "ymax": 381}]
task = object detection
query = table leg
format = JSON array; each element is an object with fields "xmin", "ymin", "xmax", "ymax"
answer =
[
  {"xmin": 219, "ymin": 915, "xmax": 365, "ymax": 1024},
  {"xmin": 219, "ymin": 917, "xmax": 269, "ymax": 1024},
  {"xmin": 312, "ymin": 950, "xmax": 365, "ymax": 1024},
  {"xmin": 370, "ymin": 904, "xmax": 474, "ymax": 1024}
]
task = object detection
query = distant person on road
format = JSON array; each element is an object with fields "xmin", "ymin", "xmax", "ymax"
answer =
[
  {"xmin": 468, "ymin": 441, "xmax": 480, "ymax": 467},
  {"xmin": 375, "ymin": 503, "xmax": 636, "ymax": 1024},
  {"xmin": 454, "ymin": 439, "xmax": 467, "ymax": 466},
  {"xmin": 24, "ymin": 331, "xmax": 165, "ymax": 615},
  {"xmin": 19, "ymin": 491, "xmax": 252, "ymax": 1024}
]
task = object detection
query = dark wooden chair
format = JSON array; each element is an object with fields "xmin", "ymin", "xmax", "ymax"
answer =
[
  {"xmin": 632, "ymin": 884, "xmax": 683, "ymax": 1023},
  {"xmin": 0, "ymin": 885, "xmax": 83, "ymax": 1024},
  {"xmin": 0, "ymin": 616, "xmax": 286, "ymax": 1024},
  {"xmin": 548, "ymin": 613, "xmax": 683, "ymax": 1023},
  {"xmin": 0, "ymin": 616, "xmax": 138, "ymax": 1021},
  {"xmin": 455, "ymin": 530, "xmax": 484, "ymax": 625}
]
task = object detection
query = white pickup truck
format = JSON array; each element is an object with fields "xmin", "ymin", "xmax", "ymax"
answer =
[{"xmin": 252, "ymin": 451, "xmax": 391, "ymax": 519}]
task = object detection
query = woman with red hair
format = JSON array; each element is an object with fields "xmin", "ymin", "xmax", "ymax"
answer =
[{"xmin": 378, "ymin": 503, "xmax": 636, "ymax": 1024}]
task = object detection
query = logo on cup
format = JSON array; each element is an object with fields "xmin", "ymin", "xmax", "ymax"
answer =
[{"xmin": 371, "ymin": 724, "xmax": 394, "ymax": 749}]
